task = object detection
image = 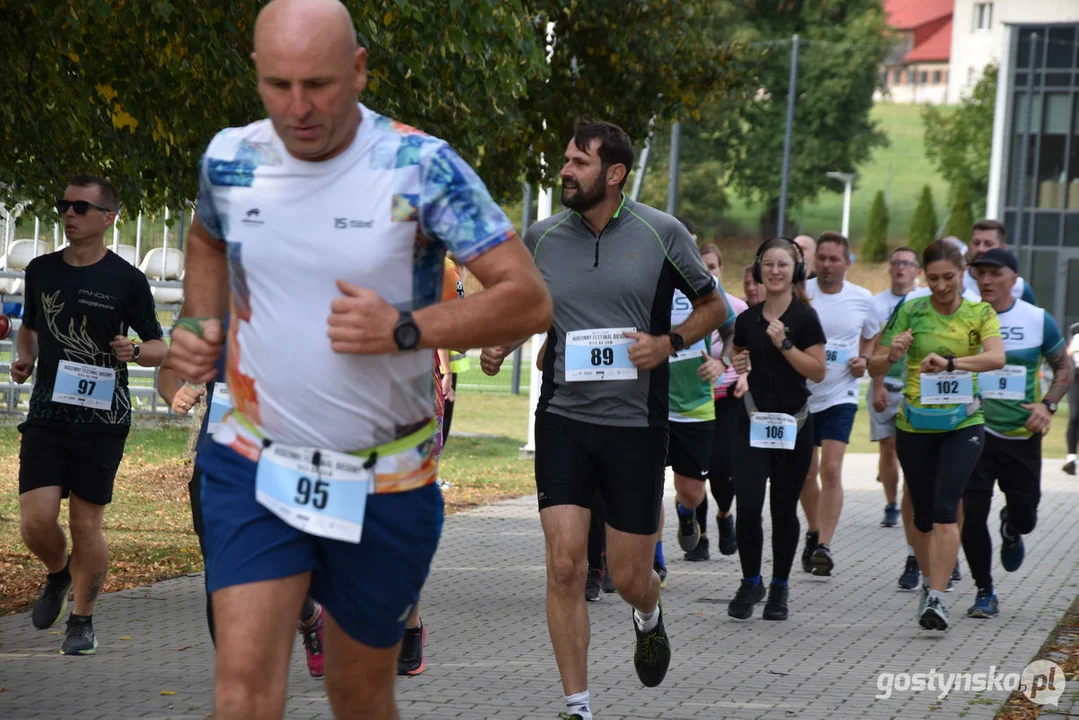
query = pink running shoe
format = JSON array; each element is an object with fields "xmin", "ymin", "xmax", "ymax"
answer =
[{"xmin": 299, "ymin": 605, "xmax": 325, "ymax": 679}]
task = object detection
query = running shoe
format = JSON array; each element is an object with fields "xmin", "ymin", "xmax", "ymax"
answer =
[
  {"xmin": 397, "ymin": 621, "xmax": 426, "ymax": 676},
  {"xmin": 599, "ymin": 557, "xmax": 617, "ymax": 595},
  {"xmin": 966, "ymin": 588, "xmax": 1000, "ymax": 619},
  {"xmin": 811, "ymin": 545, "xmax": 834, "ymax": 577},
  {"xmin": 675, "ymin": 501, "xmax": 700, "ymax": 553},
  {"xmin": 762, "ymin": 584, "xmax": 789, "ymax": 621},
  {"xmin": 653, "ymin": 560, "xmax": 667, "ymax": 589},
  {"xmin": 684, "ymin": 536, "xmax": 710, "ymax": 562},
  {"xmin": 881, "ymin": 503, "xmax": 900, "ymax": 527},
  {"xmin": 920, "ymin": 596, "xmax": 949, "ymax": 631},
  {"xmin": 632, "ymin": 603, "xmax": 670, "ymax": 688},
  {"xmin": 717, "ymin": 513, "xmax": 737, "ymax": 556},
  {"xmin": 917, "ymin": 586, "xmax": 930, "ymax": 618},
  {"xmin": 299, "ymin": 604, "xmax": 325, "ymax": 678},
  {"xmin": 1063, "ymin": 458, "xmax": 1076, "ymax": 476},
  {"xmin": 801, "ymin": 531, "xmax": 819, "ymax": 573},
  {"xmin": 585, "ymin": 566, "xmax": 603, "ymax": 602},
  {"xmin": 558, "ymin": 715, "xmax": 585, "ymax": 720},
  {"xmin": 1000, "ymin": 508, "xmax": 1025, "ymax": 572},
  {"xmin": 727, "ymin": 579, "xmax": 767, "ymax": 620},
  {"xmin": 898, "ymin": 555, "xmax": 921, "ymax": 590},
  {"xmin": 60, "ymin": 615, "xmax": 97, "ymax": 656},
  {"xmin": 31, "ymin": 561, "xmax": 72, "ymax": 630}
]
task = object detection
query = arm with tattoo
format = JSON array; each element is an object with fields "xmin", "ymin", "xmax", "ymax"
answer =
[{"xmin": 1044, "ymin": 347, "xmax": 1074, "ymax": 404}]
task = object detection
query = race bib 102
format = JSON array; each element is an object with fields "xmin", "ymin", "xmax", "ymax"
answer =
[{"xmin": 920, "ymin": 371, "xmax": 974, "ymax": 405}]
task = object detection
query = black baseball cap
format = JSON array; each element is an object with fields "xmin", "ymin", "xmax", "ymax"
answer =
[{"xmin": 971, "ymin": 247, "xmax": 1018, "ymax": 273}]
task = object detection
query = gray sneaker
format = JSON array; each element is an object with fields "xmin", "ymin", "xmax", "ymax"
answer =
[
  {"xmin": 917, "ymin": 586, "xmax": 930, "ymax": 619},
  {"xmin": 919, "ymin": 596, "xmax": 949, "ymax": 631},
  {"xmin": 675, "ymin": 501, "xmax": 700, "ymax": 553},
  {"xmin": 61, "ymin": 616, "xmax": 97, "ymax": 656}
]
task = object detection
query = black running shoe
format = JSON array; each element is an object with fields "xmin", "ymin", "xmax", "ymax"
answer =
[
  {"xmin": 762, "ymin": 585, "xmax": 789, "ymax": 621},
  {"xmin": 898, "ymin": 555, "xmax": 921, "ymax": 590},
  {"xmin": 585, "ymin": 566, "xmax": 603, "ymax": 602},
  {"xmin": 811, "ymin": 545, "xmax": 834, "ymax": 577},
  {"xmin": 801, "ymin": 531, "xmax": 819, "ymax": 573},
  {"xmin": 675, "ymin": 501, "xmax": 700, "ymax": 553},
  {"xmin": 684, "ymin": 536, "xmax": 710, "ymax": 562},
  {"xmin": 60, "ymin": 615, "xmax": 97, "ymax": 656},
  {"xmin": 397, "ymin": 622, "xmax": 426, "ymax": 676},
  {"xmin": 32, "ymin": 561, "xmax": 72, "ymax": 631},
  {"xmin": 919, "ymin": 596, "xmax": 949, "ymax": 631},
  {"xmin": 999, "ymin": 508, "xmax": 1025, "ymax": 572},
  {"xmin": 717, "ymin": 514, "xmax": 737, "ymax": 556},
  {"xmin": 882, "ymin": 503, "xmax": 900, "ymax": 527},
  {"xmin": 727, "ymin": 579, "xmax": 766, "ymax": 619},
  {"xmin": 632, "ymin": 604, "xmax": 670, "ymax": 688},
  {"xmin": 1063, "ymin": 459, "xmax": 1076, "ymax": 476}
]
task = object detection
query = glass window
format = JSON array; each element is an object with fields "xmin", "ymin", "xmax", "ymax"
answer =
[
  {"xmin": 1066, "ymin": 215, "xmax": 1079, "ymax": 247},
  {"xmin": 1016, "ymin": 28, "xmax": 1044, "ymax": 70},
  {"xmin": 1033, "ymin": 213, "xmax": 1061, "ymax": 245},
  {"xmin": 1047, "ymin": 27, "xmax": 1076, "ymax": 70},
  {"xmin": 920, "ymin": 71, "xmax": 928, "ymax": 84},
  {"xmin": 1008, "ymin": 92, "xmax": 1042, "ymax": 207},
  {"xmin": 881, "ymin": 71, "xmax": 889, "ymax": 86},
  {"xmin": 973, "ymin": 3, "xmax": 993, "ymax": 31},
  {"xmin": 908, "ymin": 69, "xmax": 916, "ymax": 83},
  {"xmin": 1035, "ymin": 93, "xmax": 1071, "ymax": 210},
  {"xmin": 933, "ymin": 71, "xmax": 942, "ymax": 84},
  {"xmin": 894, "ymin": 69, "xmax": 902, "ymax": 84},
  {"xmin": 1026, "ymin": 250, "xmax": 1058, "ymax": 309},
  {"xmin": 1069, "ymin": 95, "xmax": 1079, "ymax": 209}
]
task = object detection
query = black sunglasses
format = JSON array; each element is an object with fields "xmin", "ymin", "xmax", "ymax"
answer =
[{"xmin": 55, "ymin": 199, "xmax": 113, "ymax": 215}]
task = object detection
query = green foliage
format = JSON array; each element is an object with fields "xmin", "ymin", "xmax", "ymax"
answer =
[
  {"xmin": 909, "ymin": 185, "xmax": 938, "ymax": 252},
  {"xmin": 863, "ymin": 190, "xmax": 889, "ymax": 262},
  {"xmin": 0, "ymin": 0, "xmax": 746, "ymax": 213},
  {"xmin": 944, "ymin": 178, "xmax": 975, "ymax": 239},
  {"xmin": 686, "ymin": 0, "xmax": 892, "ymax": 228},
  {"xmin": 923, "ymin": 64, "xmax": 997, "ymax": 217}
]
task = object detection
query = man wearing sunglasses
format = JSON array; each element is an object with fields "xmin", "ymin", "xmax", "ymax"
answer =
[{"xmin": 13, "ymin": 175, "xmax": 167, "ymax": 656}]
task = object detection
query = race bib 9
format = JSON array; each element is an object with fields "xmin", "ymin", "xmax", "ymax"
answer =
[
  {"xmin": 51, "ymin": 361, "xmax": 116, "ymax": 410},
  {"xmin": 920, "ymin": 371, "xmax": 974, "ymax": 405},
  {"xmin": 979, "ymin": 365, "xmax": 1027, "ymax": 401},
  {"xmin": 564, "ymin": 328, "xmax": 638, "ymax": 382}
]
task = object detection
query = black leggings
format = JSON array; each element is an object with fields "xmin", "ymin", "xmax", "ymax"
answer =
[
  {"xmin": 188, "ymin": 468, "xmax": 215, "ymax": 645},
  {"xmin": 1067, "ymin": 370, "xmax": 1079, "ymax": 455},
  {"xmin": 962, "ymin": 433, "xmax": 1042, "ymax": 590},
  {"xmin": 588, "ymin": 493, "xmax": 606, "ymax": 568},
  {"xmin": 708, "ymin": 395, "xmax": 740, "ymax": 514},
  {"xmin": 732, "ymin": 409, "xmax": 814, "ymax": 582},
  {"xmin": 896, "ymin": 425, "xmax": 984, "ymax": 533},
  {"xmin": 442, "ymin": 374, "xmax": 458, "ymax": 446}
]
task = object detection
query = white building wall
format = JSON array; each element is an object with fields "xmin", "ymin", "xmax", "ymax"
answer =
[{"xmin": 950, "ymin": 0, "xmax": 1079, "ymax": 103}]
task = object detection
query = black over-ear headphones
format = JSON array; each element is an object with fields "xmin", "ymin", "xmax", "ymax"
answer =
[{"xmin": 752, "ymin": 236, "xmax": 807, "ymax": 285}]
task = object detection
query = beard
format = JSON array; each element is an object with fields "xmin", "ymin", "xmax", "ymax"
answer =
[{"xmin": 561, "ymin": 175, "xmax": 606, "ymax": 212}]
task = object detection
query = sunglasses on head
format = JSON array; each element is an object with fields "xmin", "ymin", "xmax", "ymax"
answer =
[{"xmin": 55, "ymin": 199, "xmax": 112, "ymax": 215}]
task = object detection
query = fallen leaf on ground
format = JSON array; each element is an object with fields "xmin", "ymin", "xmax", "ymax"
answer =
[{"xmin": 161, "ymin": 690, "xmax": 177, "ymax": 696}]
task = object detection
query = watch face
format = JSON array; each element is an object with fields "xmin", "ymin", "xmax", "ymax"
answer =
[{"xmin": 395, "ymin": 324, "xmax": 419, "ymax": 350}]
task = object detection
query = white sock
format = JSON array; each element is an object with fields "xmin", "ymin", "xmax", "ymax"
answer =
[
  {"xmin": 1068, "ymin": 453, "xmax": 1076, "ymax": 462},
  {"xmin": 565, "ymin": 690, "xmax": 592, "ymax": 720},
  {"xmin": 634, "ymin": 604, "xmax": 660, "ymax": 633},
  {"xmin": 928, "ymin": 589, "xmax": 946, "ymax": 603},
  {"xmin": 908, "ymin": 545, "xmax": 916, "ymax": 557}
]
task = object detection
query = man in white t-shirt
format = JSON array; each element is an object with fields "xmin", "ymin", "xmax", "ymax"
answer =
[
  {"xmin": 163, "ymin": 1, "xmax": 552, "ymax": 717},
  {"xmin": 799, "ymin": 232, "xmax": 879, "ymax": 577},
  {"xmin": 963, "ymin": 220, "xmax": 1037, "ymax": 304}
]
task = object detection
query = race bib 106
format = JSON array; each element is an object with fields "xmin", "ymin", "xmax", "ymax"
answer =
[
  {"xmin": 564, "ymin": 328, "xmax": 638, "ymax": 382},
  {"xmin": 255, "ymin": 443, "xmax": 373, "ymax": 544},
  {"xmin": 979, "ymin": 365, "xmax": 1027, "ymax": 401},
  {"xmin": 749, "ymin": 412, "xmax": 797, "ymax": 450},
  {"xmin": 51, "ymin": 360, "xmax": 116, "ymax": 410},
  {"xmin": 920, "ymin": 371, "xmax": 974, "ymax": 405}
]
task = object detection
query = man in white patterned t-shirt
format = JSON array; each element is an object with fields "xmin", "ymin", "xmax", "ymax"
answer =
[{"xmin": 162, "ymin": 1, "xmax": 551, "ymax": 717}]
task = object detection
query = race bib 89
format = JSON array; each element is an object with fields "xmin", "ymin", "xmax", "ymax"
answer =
[{"xmin": 564, "ymin": 328, "xmax": 638, "ymax": 382}]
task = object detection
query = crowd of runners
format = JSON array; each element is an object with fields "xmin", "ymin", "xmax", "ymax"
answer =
[{"xmin": 7, "ymin": 0, "xmax": 1079, "ymax": 718}]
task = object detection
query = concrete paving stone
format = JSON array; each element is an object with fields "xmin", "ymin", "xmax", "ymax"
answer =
[{"xmin": 1, "ymin": 456, "xmax": 1077, "ymax": 718}]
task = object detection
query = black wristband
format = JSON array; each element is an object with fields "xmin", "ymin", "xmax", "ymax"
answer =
[{"xmin": 946, "ymin": 355, "xmax": 955, "ymax": 372}]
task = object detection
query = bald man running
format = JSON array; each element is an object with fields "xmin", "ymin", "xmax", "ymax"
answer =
[
  {"xmin": 793, "ymin": 235, "xmax": 817, "ymax": 280},
  {"xmin": 165, "ymin": 1, "xmax": 551, "ymax": 718}
]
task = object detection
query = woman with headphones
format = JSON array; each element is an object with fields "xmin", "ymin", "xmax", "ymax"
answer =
[
  {"xmin": 869, "ymin": 238, "xmax": 1004, "ymax": 632},
  {"xmin": 728, "ymin": 237, "xmax": 826, "ymax": 621}
]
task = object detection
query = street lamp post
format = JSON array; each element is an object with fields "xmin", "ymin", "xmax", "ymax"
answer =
[{"xmin": 826, "ymin": 171, "xmax": 856, "ymax": 238}]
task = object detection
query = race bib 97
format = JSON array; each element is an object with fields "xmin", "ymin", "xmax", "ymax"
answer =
[
  {"xmin": 51, "ymin": 361, "xmax": 116, "ymax": 410},
  {"xmin": 564, "ymin": 328, "xmax": 638, "ymax": 382}
]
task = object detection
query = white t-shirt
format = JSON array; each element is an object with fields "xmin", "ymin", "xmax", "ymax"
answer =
[
  {"xmin": 195, "ymin": 104, "xmax": 515, "ymax": 453},
  {"xmin": 805, "ymin": 279, "xmax": 880, "ymax": 413},
  {"xmin": 907, "ymin": 285, "xmax": 981, "ymax": 302},
  {"xmin": 964, "ymin": 268, "xmax": 1028, "ymax": 301}
]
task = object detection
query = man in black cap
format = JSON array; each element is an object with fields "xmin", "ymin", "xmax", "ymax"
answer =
[{"xmin": 961, "ymin": 248, "xmax": 1072, "ymax": 620}]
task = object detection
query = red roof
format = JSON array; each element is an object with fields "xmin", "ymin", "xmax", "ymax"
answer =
[
  {"xmin": 885, "ymin": 0, "xmax": 952, "ymax": 30},
  {"xmin": 905, "ymin": 17, "xmax": 952, "ymax": 62}
]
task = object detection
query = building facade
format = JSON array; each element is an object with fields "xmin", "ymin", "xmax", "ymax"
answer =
[
  {"xmin": 878, "ymin": 0, "xmax": 953, "ymax": 105},
  {"xmin": 986, "ymin": 13, "xmax": 1079, "ymax": 336}
]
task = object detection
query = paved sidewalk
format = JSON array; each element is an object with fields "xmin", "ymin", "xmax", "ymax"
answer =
[{"xmin": 1, "ymin": 454, "xmax": 1077, "ymax": 719}]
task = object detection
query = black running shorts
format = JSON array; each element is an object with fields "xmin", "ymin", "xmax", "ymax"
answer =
[
  {"xmin": 534, "ymin": 411, "xmax": 667, "ymax": 535},
  {"xmin": 18, "ymin": 422, "xmax": 129, "ymax": 506},
  {"xmin": 667, "ymin": 420, "xmax": 714, "ymax": 480}
]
